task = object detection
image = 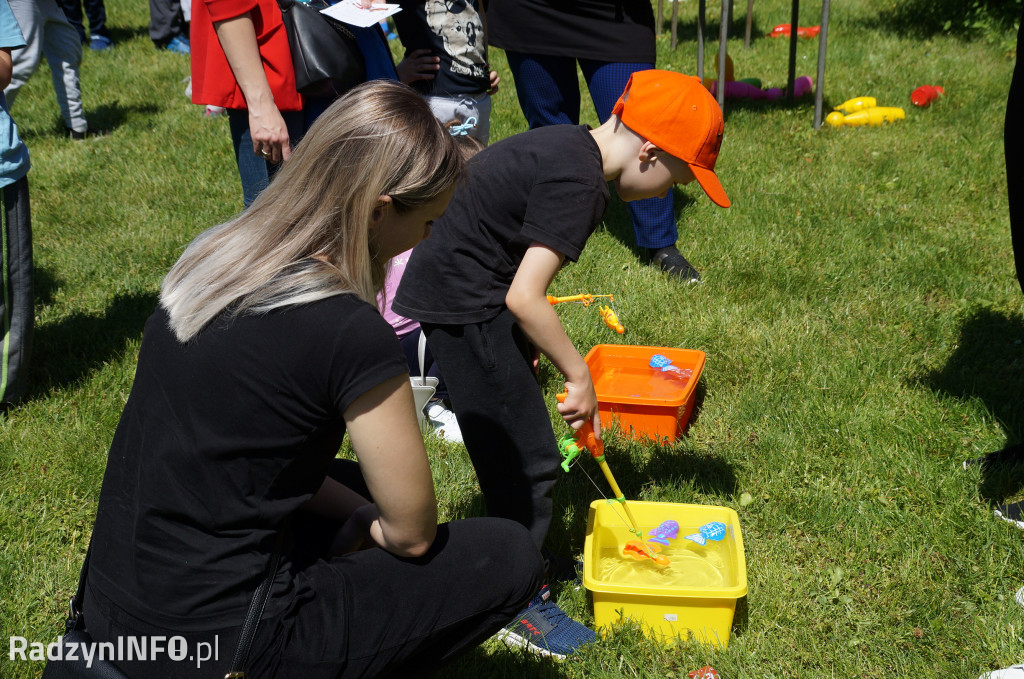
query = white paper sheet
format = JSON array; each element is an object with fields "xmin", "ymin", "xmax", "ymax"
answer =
[{"xmin": 321, "ymin": 0, "xmax": 401, "ymax": 28}]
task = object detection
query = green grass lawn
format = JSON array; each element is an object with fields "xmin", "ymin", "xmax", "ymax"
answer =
[{"xmin": 1, "ymin": 0, "xmax": 1023, "ymax": 677}]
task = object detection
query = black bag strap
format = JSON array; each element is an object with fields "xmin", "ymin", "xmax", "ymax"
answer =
[
  {"xmin": 70, "ymin": 534, "xmax": 283, "ymax": 679},
  {"xmin": 225, "ymin": 535, "xmax": 283, "ymax": 679}
]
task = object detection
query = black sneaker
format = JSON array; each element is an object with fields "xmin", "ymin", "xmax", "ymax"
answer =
[
  {"xmin": 66, "ymin": 127, "xmax": 108, "ymax": 140},
  {"xmin": 963, "ymin": 443, "xmax": 1024, "ymax": 471},
  {"xmin": 650, "ymin": 246, "xmax": 701, "ymax": 283},
  {"xmin": 994, "ymin": 501, "xmax": 1024, "ymax": 529}
]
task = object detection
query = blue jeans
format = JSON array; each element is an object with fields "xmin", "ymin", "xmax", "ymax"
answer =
[
  {"xmin": 505, "ymin": 53, "xmax": 678, "ymax": 250},
  {"xmin": 228, "ymin": 104, "xmax": 327, "ymax": 208}
]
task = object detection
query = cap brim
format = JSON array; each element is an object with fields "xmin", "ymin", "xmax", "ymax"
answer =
[{"xmin": 691, "ymin": 165, "xmax": 730, "ymax": 208}]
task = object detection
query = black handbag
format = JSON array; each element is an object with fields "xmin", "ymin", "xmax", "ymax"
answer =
[
  {"xmin": 41, "ymin": 543, "xmax": 282, "ymax": 679},
  {"xmin": 276, "ymin": 0, "xmax": 366, "ymax": 97}
]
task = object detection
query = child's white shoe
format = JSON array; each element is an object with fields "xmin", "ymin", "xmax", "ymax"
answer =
[{"xmin": 426, "ymin": 402, "xmax": 463, "ymax": 444}]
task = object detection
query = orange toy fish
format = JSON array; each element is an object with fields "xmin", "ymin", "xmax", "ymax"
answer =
[
  {"xmin": 623, "ymin": 540, "xmax": 670, "ymax": 567},
  {"xmin": 598, "ymin": 305, "xmax": 625, "ymax": 334}
]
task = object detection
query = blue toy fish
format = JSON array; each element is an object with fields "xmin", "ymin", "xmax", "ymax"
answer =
[
  {"xmin": 684, "ymin": 521, "xmax": 727, "ymax": 546},
  {"xmin": 647, "ymin": 519, "xmax": 680, "ymax": 546},
  {"xmin": 650, "ymin": 354, "xmax": 693, "ymax": 379}
]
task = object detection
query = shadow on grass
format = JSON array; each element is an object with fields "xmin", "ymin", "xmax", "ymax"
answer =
[
  {"xmin": 916, "ymin": 306, "xmax": 1024, "ymax": 503},
  {"xmin": 18, "ymin": 100, "xmax": 160, "ymax": 140},
  {"xmin": 29, "ymin": 290, "xmax": 158, "ymax": 399},
  {"xmin": 107, "ymin": 25, "xmax": 151, "ymax": 45},
  {"xmin": 34, "ymin": 266, "xmax": 61, "ymax": 308}
]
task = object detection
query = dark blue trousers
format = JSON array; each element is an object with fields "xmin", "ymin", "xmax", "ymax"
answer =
[
  {"xmin": 504, "ymin": 52, "xmax": 678, "ymax": 250},
  {"xmin": 57, "ymin": 0, "xmax": 110, "ymax": 42}
]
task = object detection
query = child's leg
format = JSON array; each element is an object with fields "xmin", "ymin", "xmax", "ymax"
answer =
[
  {"xmin": 5, "ymin": 0, "xmax": 45, "ymax": 109},
  {"xmin": 0, "ymin": 177, "xmax": 32, "ymax": 405},
  {"xmin": 581, "ymin": 59, "xmax": 679, "ymax": 251},
  {"xmin": 55, "ymin": 0, "xmax": 87, "ymax": 43},
  {"xmin": 39, "ymin": 0, "xmax": 88, "ymax": 133},
  {"xmin": 503, "ymin": 52, "xmax": 582, "ymax": 128},
  {"xmin": 423, "ymin": 311, "xmax": 559, "ymax": 549},
  {"xmin": 83, "ymin": 0, "xmax": 111, "ymax": 40}
]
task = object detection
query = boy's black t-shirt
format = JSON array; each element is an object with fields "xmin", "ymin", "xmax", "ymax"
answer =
[
  {"xmin": 393, "ymin": 0, "xmax": 490, "ymax": 97},
  {"xmin": 393, "ymin": 125, "xmax": 609, "ymax": 325},
  {"xmin": 87, "ymin": 295, "xmax": 407, "ymax": 630}
]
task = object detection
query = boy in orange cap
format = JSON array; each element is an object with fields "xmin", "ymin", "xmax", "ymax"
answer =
[{"xmin": 393, "ymin": 69, "xmax": 728, "ymax": 658}]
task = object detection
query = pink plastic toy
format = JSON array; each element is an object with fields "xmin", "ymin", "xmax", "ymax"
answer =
[{"xmin": 707, "ymin": 75, "xmax": 812, "ymax": 101}]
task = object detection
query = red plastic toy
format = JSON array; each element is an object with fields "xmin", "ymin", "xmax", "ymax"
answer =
[
  {"xmin": 911, "ymin": 85, "xmax": 944, "ymax": 107},
  {"xmin": 768, "ymin": 24, "xmax": 820, "ymax": 38},
  {"xmin": 689, "ymin": 667, "xmax": 721, "ymax": 679}
]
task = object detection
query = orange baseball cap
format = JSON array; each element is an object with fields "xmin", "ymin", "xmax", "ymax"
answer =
[{"xmin": 612, "ymin": 70, "xmax": 730, "ymax": 208}]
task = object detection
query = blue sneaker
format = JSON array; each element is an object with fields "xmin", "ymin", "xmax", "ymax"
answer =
[
  {"xmin": 89, "ymin": 34, "xmax": 113, "ymax": 51},
  {"xmin": 164, "ymin": 35, "xmax": 190, "ymax": 55},
  {"xmin": 497, "ymin": 585, "xmax": 596, "ymax": 659}
]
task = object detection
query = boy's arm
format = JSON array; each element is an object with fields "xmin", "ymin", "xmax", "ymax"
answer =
[
  {"xmin": 0, "ymin": 47, "xmax": 11, "ymax": 91},
  {"xmin": 506, "ymin": 243, "xmax": 602, "ymax": 438}
]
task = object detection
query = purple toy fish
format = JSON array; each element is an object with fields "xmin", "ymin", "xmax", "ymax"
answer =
[{"xmin": 648, "ymin": 519, "xmax": 680, "ymax": 546}]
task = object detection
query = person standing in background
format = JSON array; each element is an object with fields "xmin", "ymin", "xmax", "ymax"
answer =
[{"xmin": 5, "ymin": 0, "xmax": 103, "ymax": 139}]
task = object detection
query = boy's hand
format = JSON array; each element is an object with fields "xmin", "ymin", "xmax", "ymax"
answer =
[
  {"xmin": 557, "ymin": 379, "xmax": 602, "ymax": 440},
  {"xmin": 487, "ymin": 70, "xmax": 500, "ymax": 95},
  {"xmin": 396, "ymin": 49, "xmax": 441, "ymax": 85}
]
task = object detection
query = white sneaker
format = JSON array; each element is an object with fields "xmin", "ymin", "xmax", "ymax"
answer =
[
  {"xmin": 1016, "ymin": 585, "xmax": 1024, "ymax": 611},
  {"xmin": 980, "ymin": 665, "xmax": 1024, "ymax": 679},
  {"xmin": 425, "ymin": 402, "xmax": 463, "ymax": 444}
]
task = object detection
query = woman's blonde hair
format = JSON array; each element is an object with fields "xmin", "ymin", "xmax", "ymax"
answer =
[{"xmin": 160, "ymin": 80, "xmax": 464, "ymax": 342}]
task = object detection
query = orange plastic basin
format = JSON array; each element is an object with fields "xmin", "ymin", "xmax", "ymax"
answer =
[{"xmin": 584, "ymin": 344, "xmax": 705, "ymax": 443}]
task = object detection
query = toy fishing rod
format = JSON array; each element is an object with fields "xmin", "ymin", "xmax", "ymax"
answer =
[
  {"xmin": 546, "ymin": 293, "xmax": 613, "ymax": 307},
  {"xmin": 555, "ymin": 391, "xmax": 668, "ymax": 566},
  {"xmin": 547, "ymin": 294, "xmax": 625, "ymax": 334}
]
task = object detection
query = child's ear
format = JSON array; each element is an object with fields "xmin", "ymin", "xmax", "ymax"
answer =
[
  {"xmin": 638, "ymin": 141, "xmax": 660, "ymax": 164},
  {"xmin": 370, "ymin": 195, "xmax": 393, "ymax": 224}
]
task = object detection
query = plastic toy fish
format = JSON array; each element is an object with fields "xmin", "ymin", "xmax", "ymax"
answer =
[
  {"xmin": 598, "ymin": 305, "xmax": 625, "ymax": 334},
  {"xmin": 684, "ymin": 521, "xmax": 727, "ymax": 546},
  {"xmin": 833, "ymin": 96, "xmax": 877, "ymax": 114},
  {"xmin": 825, "ymin": 107, "xmax": 905, "ymax": 128},
  {"xmin": 648, "ymin": 519, "xmax": 680, "ymax": 545},
  {"xmin": 623, "ymin": 540, "xmax": 670, "ymax": 566},
  {"xmin": 650, "ymin": 354, "xmax": 693, "ymax": 380},
  {"xmin": 768, "ymin": 24, "xmax": 820, "ymax": 38},
  {"xmin": 911, "ymin": 85, "xmax": 944, "ymax": 107}
]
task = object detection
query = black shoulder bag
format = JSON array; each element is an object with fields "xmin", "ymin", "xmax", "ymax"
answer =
[
  {"xmin": 41, "ymin": 543, "xmax": 282, "ymax": 679},
  {"xmin": 276, "ymin": 0, "xmax": 366, "ymax": 98}
]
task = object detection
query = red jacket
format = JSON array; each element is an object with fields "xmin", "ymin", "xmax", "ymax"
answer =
[{"xmin": 190, "ymin": 0, "xmax": 303, "ymax": 111}]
